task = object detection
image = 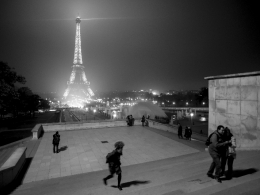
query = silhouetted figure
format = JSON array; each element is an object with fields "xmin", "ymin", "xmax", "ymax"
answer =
[
  {"xmin": 221, "ymin": 127, "xmax": 236, "ymax": 179},
  {"xmin": 184, "ymin": 126, "xmax": 189, "ymax": 139},
  {"xmin": 177, "ymin": 123, "xmax": 183, "ymax": 139},
  {"xmin": 200, "ymin": 129, "xmax": 203, "ymax": 134},
  {"xmin": 52, "ymin": 131, "xmax": 60, "ymax": 153},
  {"xmin": 126, "ymin": 115, "xmax": 135, "ymax": 126},
  {"xmin": 141, "ymin": 115, "xmax": 145, "ymax": 126},
  {"xmin": 187, "ymin": 127, "xmax": 192, "ymax": 141},
  {"xmin": 207, "ymin": 125, "xmax": 231, "ymax": 183},
  {"xmin": 103, "ymin": 141, "xmax": 125, "ymax": 191}
]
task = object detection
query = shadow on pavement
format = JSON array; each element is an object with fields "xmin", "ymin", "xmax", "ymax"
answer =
[
  {"xmin": 111, "ymin": 180, "xmax": 150, "ymax": 189},
  {"xmin": 232, "ymin": 168, "xmax": 258, "ymax": 178},
  {"xmin": 59, "ymin": 146, "xmax": 68, "ymax": 152}
]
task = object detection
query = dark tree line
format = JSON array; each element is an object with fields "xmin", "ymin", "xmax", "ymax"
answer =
[{"xmin": 0, "ymin": 61, "xmax": 50, "ymax": 118}]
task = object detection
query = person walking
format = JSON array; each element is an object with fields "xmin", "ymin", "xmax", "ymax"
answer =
[
  {"xmin": 207, "ymin": 125, "xmax": 231, "ymax": 182},
  {"xmin": 141, "ymin": 115, "xmax": 145, "ymax": 126},
  {"xmin": 103, "ymin": 141, "xmax": 125, "ymax": 190},
  {"xmin": 188, "ymin": 127, "xmax": 192, "ymax": 141},
  {"xmin": 184, "ymin": 126, "xmax": 189, "ymax": 139},
  {"xmin": 52, "ymin": 131, "xmax": 60, "ymax": 153},
  {"xmin": 177, "ymin": 123, "xmax": 183, "ymax": 139},
  {"xmin": 221, "ymin": 127, "xmax": 236, "ymax": 179}
]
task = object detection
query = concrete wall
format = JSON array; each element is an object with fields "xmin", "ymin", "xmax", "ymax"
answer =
[
  {"xmin": 205, "ymin": 71, "xmax": 260, "ymax": 150},
  {"xmin": 32, "ymin": 119, "xmax": 142, "ymax": 139},
  {"xmin": 148, "ymin": 120, "xmax": 178, "ymax": 134},
  {"xmin": 0, "ymin": 147, "xmax": 27, "ymax": 187}
]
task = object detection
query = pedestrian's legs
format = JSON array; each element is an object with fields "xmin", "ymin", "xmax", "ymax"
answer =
[
  {"xmin": 118, "ymin": 173, "xmax": 122, "ymax": 190},
  {"xmin": 212, "ymin": 155, "xmax": 222, "ymax": 182},
  {"xmin": 226, "ymin": 156, "xmax": 234, "ymax": 179},
  {"xmin": 103, "ymin": 174, "xmax": 113, "ymax": 185},
  {"xmin": 221, "ymin": 154, "xmax": 227, "ymax": 176},
  {"xmin": 56, "ymin": 144, "xmax": 59, "ymax": 153},
  {"xmin": 207, "ymin": 161, "xmax": 216, "ymax": 176},
  {"xmin": 53, "ymin": 144, "xmax": 56, "ymax": 153}
]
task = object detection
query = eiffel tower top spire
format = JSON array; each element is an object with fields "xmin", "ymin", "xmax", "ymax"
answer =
[{"xmin": 73, "ymin": 16, "xmax": 83, "ymax": 65}]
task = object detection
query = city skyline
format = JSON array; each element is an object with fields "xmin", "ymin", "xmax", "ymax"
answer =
[{"xmin": 1, "ymin": 0, "xmax": 260, "ymax": 96}]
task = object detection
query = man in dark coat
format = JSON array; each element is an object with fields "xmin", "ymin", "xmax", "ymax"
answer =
[
  {"xmin": 184, "ymin": 126, "xmax": 189, "ymax": 139},
  {"xmin": 177, "ymin": 123, "xmax": 183, "ymax": 139},
  {"xmin": 103, "ymin": 141, "xmax": 125, "ymax": 190},
  {"xmin": 141, "ymin": 115, "xmax": 145, "ymax": 126},
  {"xmin": 188, "ymin": 127, "xmax": 192, "ymax": 141},
  {"xmin": 207, "ymin": 125, "xmax": 231, "ymax": 182},
  {"xmin": 52, "ymin": 131, "xmax": 60, "ymax": 153}
]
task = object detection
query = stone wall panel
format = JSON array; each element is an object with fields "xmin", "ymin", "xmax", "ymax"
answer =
[
  {"xmin": 215, "ymin": 86, "xmax": 226, "ymax": 99},
  {"xmin": 241, "ymin": 76, "xmax": 257, "ymax": 86},
  {"xmin": 226, "ymin": 86, "xmax": 240, "ymax": 100},
  {"xmin": 257, "ymin": 76, "xmax": 260, "ymax": 86},
  {"xmin": 216, "ymin": 112, "xmax": 227, "ymax": 127},
  {"xmin": 241, "ymin": 101, "xmax": 257, "ymax": 117},
  {"xmin": 208, "ymin": 86, "xmax": 215, "ymax": 100},
  {"xmin": 216, "ymin": 100, "xmax": 227, "ymax": 113},
  {"xmin": 209, "ymin": 111, "xmax": 215, "ymax": 125},
  {"xmin": 208, "ymin": 123, "xmax": 216, "ymax": 134},
  {"xmin": 209, "ymin": 80, "xmax": 215, "ymax": 87},
  {"xmin": 227, "ymin": 78, "xmax": 240, "ymax": 86},
  {"xmin": 240, "ymin": 115, "xmax": 257, "ymax": 139},
  {"xmin": 227, "ymin": 100, "xmax": 240, "ymax": 114},
  {"xmin": 209, "ymin": 100, "xmax": 216, "ymax": 112},
  {"xmin": 240, "ymin": 115, "xmax": 257, "ymax": 148},
  {"xmin": 215, "ymin": 79, "xmax": 227, "ymax": 87},
  {"xmin": 226, "ymin": 113, "xmax": 240, "ymax": 137},
  {"xmin": 241, "ymin": 86, "xmax": 258, "ymax": 101}
]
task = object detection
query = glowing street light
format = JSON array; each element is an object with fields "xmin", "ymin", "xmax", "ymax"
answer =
[{"xmin": 190, "ymin": 112, "xmax": 194, "ymax": 125}]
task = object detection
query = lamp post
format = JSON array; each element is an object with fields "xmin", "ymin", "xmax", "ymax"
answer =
[{"xmin": 190, "ymin": 112, "xmax": 194, "ymax": 126}]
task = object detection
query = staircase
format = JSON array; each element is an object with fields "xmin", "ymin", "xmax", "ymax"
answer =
[{"xmin": 102, "ymin": 150, "xmax": 260, "ymax": 195}]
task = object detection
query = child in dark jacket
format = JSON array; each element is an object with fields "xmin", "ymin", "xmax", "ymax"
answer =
[{"xmin": 103, "ymin": 141, "xmax": 125, "ymax": 190}]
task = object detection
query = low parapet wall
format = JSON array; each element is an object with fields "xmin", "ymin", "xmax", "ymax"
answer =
[
  {"xmin": 148, "ymin": 120, "xmax": 178, "ymax": 134},
  {"xmin": 32, "ymin": 119, "xmax": 142, "ymax": 139},
  {"xmin": 0, "ymin": 147, "xmax": 27, "ymax": 187}
]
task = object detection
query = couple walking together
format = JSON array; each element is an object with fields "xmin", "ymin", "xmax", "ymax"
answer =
[{"xmin": 207, "ymin": 125, "xmax": 236, "ymax": 183}]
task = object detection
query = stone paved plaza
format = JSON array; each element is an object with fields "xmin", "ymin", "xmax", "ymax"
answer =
[{"xmin": 23, "ymin": 126, "xmax": 199, "ymax": 183}]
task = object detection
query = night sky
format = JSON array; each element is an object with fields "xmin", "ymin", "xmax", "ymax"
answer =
[{"xmin": 1, "ymin": 0, "xmax": 260, "ymax": 95}]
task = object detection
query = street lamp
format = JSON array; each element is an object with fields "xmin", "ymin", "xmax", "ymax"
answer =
[
  {"xmin": 190, "ymin": 112, "xmax": 194, "ymax": 125},
  {"xmin": 93, "ymin": 109, "xmax": 96, "ymax": 120}
]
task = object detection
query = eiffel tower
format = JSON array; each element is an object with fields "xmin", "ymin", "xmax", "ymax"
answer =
[{"xmin": 63, "ymin": 16, "xmax": 95, "ymax": 107}]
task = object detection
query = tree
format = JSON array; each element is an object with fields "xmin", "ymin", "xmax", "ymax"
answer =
[{"xmin": 0, "ymin": 62, "xmax": 26, "ymax": 117}]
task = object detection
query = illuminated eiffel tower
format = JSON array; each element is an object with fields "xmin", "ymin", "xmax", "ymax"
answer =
[{"xmin": 63, "ymin": 16, "xmax": 95, "ymax": 107}]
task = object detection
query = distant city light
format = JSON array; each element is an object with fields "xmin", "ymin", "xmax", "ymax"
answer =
[
  {"xmin": 203, "ymin": 102, "xmax": 205, "ymax": 105},
  {"xmin": 172, "ymin": 102, "xmax": 175, "ymax": 105},
  {"xmin": 186, "ymin": 102, "xmax": 188, "ymax": 105}
]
